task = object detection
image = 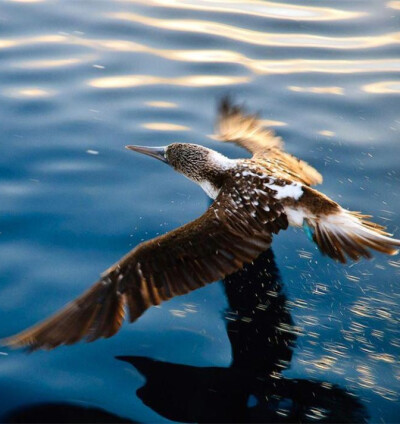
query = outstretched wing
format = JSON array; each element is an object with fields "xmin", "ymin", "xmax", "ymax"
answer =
[
  {"xmin": 2, "ymin": 177, "xmax": 288, "ymax": 350},
  {"xmin": 216, "ymin": 98, "xmax": 323, "ymax": 186}
]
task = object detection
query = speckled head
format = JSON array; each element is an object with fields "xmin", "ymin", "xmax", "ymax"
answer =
[
  {"xmin": 126, "ymin": 143, "xmax": 236, "ymax": 198},
  {"xmin": 166, "ymin": 143, "xmax": 235, "ymax": 180}
]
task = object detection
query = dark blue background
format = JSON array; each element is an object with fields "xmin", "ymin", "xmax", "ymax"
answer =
[{"xmin": 0, "ymin": 0, "xmax": 399, "ymax": 422}]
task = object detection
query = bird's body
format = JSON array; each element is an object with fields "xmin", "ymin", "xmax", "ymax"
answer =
[{"xmin": 3, "ymin": 99, "xmax": 400, "ymax": 350}]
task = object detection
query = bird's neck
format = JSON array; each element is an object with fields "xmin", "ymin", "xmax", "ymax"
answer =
[
  {"xmin": 181, "ymin": 151, "xmax": 236, "ymax": 199},
  {"xmin": 197, "ymin": 155, "xmax": 236, "ymax": 199},
  {"xmin": 198, "ymin": 179, "xmax": 221, "ymax": 199}
]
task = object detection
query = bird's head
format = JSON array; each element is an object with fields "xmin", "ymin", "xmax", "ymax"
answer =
[{"xmin": 126, "ymin": 143, "xmax": 235, "ymax": 198}]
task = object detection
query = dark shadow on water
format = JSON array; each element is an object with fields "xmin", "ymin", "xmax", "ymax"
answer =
[
  {"xmin": 118, "ymin": 249, "xmax": 369, "ymax": 423},
  {"xmin": 2, "ymin": 402, "xmax": 136, "ymax": 423},
  {"xmin": 1, "ymin": 251, "xmax": 369, "ymax": 423}
]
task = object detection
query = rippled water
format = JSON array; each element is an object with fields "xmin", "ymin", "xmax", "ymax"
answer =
[{"xmin": 0, "ymin": 0, "xmax": 400, "ymax": 422}]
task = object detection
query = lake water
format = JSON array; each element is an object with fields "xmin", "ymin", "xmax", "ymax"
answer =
[{"xmin": 0, "ymin": 0, "xmax": 400, "ymax": 422}]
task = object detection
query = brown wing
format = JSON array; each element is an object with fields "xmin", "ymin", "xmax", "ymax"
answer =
[
  {"xmin": 2, "ymin": 177, "xmax": 288, "ymax": 351},
  {"xmin": 216, "ymin": 98, "xmax": 323, "ymax": 186}
]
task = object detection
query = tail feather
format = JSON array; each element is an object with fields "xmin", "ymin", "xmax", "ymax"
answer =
[{"xmin": 309, "ymin": 210, "xmax": 400, "ymax": 263}]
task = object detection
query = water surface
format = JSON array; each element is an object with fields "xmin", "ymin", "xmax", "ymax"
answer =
[{"xmin": 0, "ymin": 0, "xmax": 400, "ymax": 422}]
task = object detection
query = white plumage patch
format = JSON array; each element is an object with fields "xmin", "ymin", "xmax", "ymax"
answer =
[
  {"xmin": 284, "ymin": 207, "xmax": 307, "ymax": 227},
  {"xmin": 199, "ymin": 180, "xmax": 220, "ymax": 199},
  {"xmin": 208, "ymin": 150, "xmax": 236, "ymax": 170},
  {"xmin": 265, "ymin": 181, "xmax": 303, "ymax": 200}
]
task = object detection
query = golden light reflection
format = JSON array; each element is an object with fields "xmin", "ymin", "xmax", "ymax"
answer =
[
  {"xmin": 74, "ymin": 39, "xmax": 400, "ymax": 75},
  {"xmin": 357, "ymin": 364, "xmax": 375, "ymax": 389},
  {"xmin": 13, "ymin": 58, "xmax": 83, "ymax": 69},
  {"xmin": 122, "ymin": 0, "xmax": 365, "ymax": 21},
  {"xmin": 2, "ymin": 34, "xmax": 400, "ymax": 77},
  {"xmin": 350, "ymin": 301, "xmax": 373, "ymax": 318},
  {"xmin": 110, "ymin": 12, "xmax": 400, "ymax": 50},
  {"xmin": 260, "ymin": 119, "xmax": 287, "ymax": 127},
  {"xmin": 142, "ymin": 122, "xmax": 189, "ymax": 131},
  {"xmin": 0, "ymin": 34, "xmax": 66, "ymax": 49},
  {"xmin": 387, "ymin": 1, "xmax": 400, "ymax": 10},
  {"xmin": 362, "ymin": 81, "xmax": 400, "ymax": 94},
  {"xmin": 73, "ymin": 36, "xmax": 400, "ymax": 76},
  {"xmin": 83, "ymin": 37, "xmax": 245, "ymax": 65},
  {"xmin": 369, "ymin": 353, "xmax": 396, "ymax": 363},
  {"xmin": 88, "ymin": 74, "xmax": 250, "ymax": 88},
  {"xmin": 288, "ymin": 86, "xmax": 344, "ymax": 95},
  {"xmin": 375, "ymin": 387, "xmax": 399, "ymax": 402},
  {"xmin": 145, "ymin": 101, "xmax": 178, "ymax": 108},
  {"xmin": 318, "ymin": 130, "xmax": 335, "ymax": 137},
  {"xmin": 251, "ymin": 59, "xmax": 400, "ymax": 74},
  {"xmin": 314, "ymin": 356, "xmax": 337, "ymax": 370},
  {"xmin": 4, "ymin": 87, "xmax": 54, "ymax": 98}
]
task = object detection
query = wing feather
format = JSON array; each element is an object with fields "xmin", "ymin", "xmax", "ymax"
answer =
[
  {"xmin": 216, "ymin": 98, "xmax": 323, "ymax": 186},
  {"xmin": 2, "ymin": 177, "xmax": 287, "ymax": 350}
]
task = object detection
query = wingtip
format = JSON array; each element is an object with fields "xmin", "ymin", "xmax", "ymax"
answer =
[
  {"xmin": 218, "ymin": 95, "xmax": 243, "ymax": 117},
  {"xmin": 115, "ymin": 355, "xmax": 133, "ymax": 363},
  {"xmin": 315, "ymin": 173, "xmax": 324, "ymax": 185},
  {"xmin": 0, "ymin": 335, "xmax": 25, "ymax": 350},
  {"xmin": 218, "ymin": 96, "xmax": 231, "ymax": 117},
  {"xmin": 0, "ymin": 335, "xmax": 15, "ymax": 347}
]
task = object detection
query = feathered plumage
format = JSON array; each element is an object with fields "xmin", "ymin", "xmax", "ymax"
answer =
[
  {"xmin": 2, "ymin": 99, "xmax": 399, "ymax": 350},
  {"xmin": 216, "ymin": 98, "xmax": 323, "ymax": 186}
]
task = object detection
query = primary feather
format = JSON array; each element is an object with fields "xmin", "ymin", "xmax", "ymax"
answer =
[{"xmin": 216, "ymin": 98, "xmax": 323, "ymax": 186}]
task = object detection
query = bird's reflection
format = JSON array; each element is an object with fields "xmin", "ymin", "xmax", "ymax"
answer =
[
  {"xmin": 118, "ymin": 249, "xmax": 368, "ymax": 423},
  {"xmin": 3, "ymin": 402, "xmax": 136, "ymax": 423}
]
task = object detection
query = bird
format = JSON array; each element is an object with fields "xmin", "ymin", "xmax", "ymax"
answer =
[{"xmin": 2, "ymin": 98, "xmax": 400, "ymax": 351}]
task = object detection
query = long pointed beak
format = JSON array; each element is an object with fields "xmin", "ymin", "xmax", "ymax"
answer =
[{"xmin": 125, "ymin": 145, "xmax": 168, "ymax": 163}]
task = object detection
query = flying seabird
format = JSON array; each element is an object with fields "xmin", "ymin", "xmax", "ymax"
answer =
[{"xmin": 3, "ymin": 99, "xmax": 400, "ymax": 350}]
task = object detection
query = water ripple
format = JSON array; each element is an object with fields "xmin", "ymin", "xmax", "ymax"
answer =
[
  {"xmin": 141, "ymin": 122, "xmax": 189, "ymax": 131},
  {"xmin": 3, "ymin": 87, "xmax": 55, "ymax": 98},
  {"xmin": 2, "ymin": 33, "xmax": 399, "ymax": 79},
  {"xmin": 110, "ymin": 12, "xmax": 400, "ymax": 50},
  {"xmin": 121, "ymin": 0, "xmax": 366, "ymax": 22},
  {"xmin": 1, "ymin": 0, "xmax": 400, "ymax": 422},
  {"xmin": 88, "ymin": 74, "xmax": 251, "ymax": 89},
  {"xmin": 362, "ymin": 80, "xmax": 400, "ymax": 94}
]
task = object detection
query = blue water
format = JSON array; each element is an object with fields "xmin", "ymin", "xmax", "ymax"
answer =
[{"xmin": 1, "ymin": 0, "xmax": 400, "ymax": 422}]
